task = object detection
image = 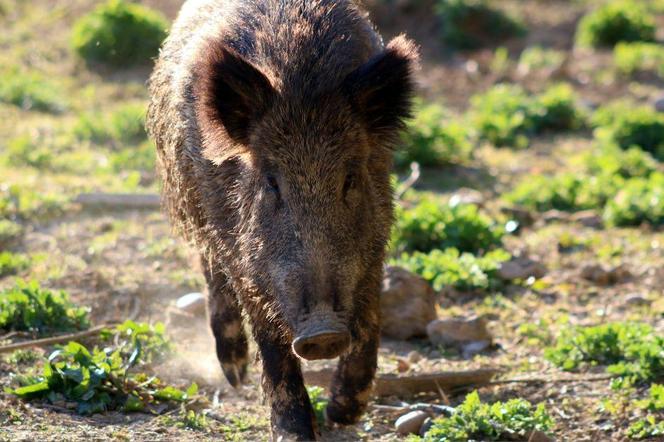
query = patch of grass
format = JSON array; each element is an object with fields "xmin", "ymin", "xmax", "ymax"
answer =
[
  {"xmin": 627, "ymin": 415, "xmax": 664, "ymax": 440},
  {"xmin": 307, "ymin": 386, "xmax": 328, "ymax": 428},
  {"xmin": 0, "ymin": 251, "xmax": 30, "ymax": 278},
  {"xmin": 592, "ymin": 102, "xmax": 664, "ymax": 161},
  {"xmin": 0, "ymin": 68, "xmax": 65, "ymax": 113},
  {"xmin": 74, "ymin": 102, "xmax": 147, "ymax": 146},
  {"xmin": 396, "ymin": 102, "xmax": 473, "ymax": 168},
  {"xmin": 391, "ymin": 247, "xmax": 511, "ymax": 291},
  {"xmin": 71, "ymin": 0, "xmax": 168, "ymax": 67},
  {"xmin": 603, "ymin": 172, "xmax": 664, "ymax": 227},
  {"xmin": 416, "ymin": 391, "xmax": 554, "ymax": 441},
  {"xmin": 0, "ymin": 220, "xmax": 23, "ymax": 249},
  {"xmin": 470, "ymin": 83, "xmax": 582, "ymax": 148},
  {"xmin": 517, "ymin": 46, "xmax": 565, "ymax": 74},
  {"xmin": 580, "ymin": 145, "xmax": 659, "ymax": 179},
  {"xmin": 635, "ymin": 384, "xmax": 664, "ymax": 412},
  {"xmin": 0, "ymin": 280, "xmax": 90, "ymax": 335},
  {"xmin": 6, "ymin": 340, "xmax": 197, "ymax": 415},
  {"xmin": 2, "ymin": 135, "xmax": 54, "ymax": 169},
  {"xmin": 544, "ymin": 322, "xmax": 664, "ymax": 383},
  {"xmin": 109, "ymin": 140, "xmax": 156, "ymax": 174},
  {"xmin": 391, "ymin": 199, "xmax": 504, "ymax": 254},
  {"xmin": 575, "ymin": 0, "xmax": 655, "ymax": 48},
  {"xmin": 614, "ymin": 42, "xmax": 664, "ymax": 78},
  {"xmin": 100, "ymin": 320, "xmax": 174, "ymax": 366},
  {"xmin": 175, "ymin": 407, "xmax": 209, "ymax": 431},
  {"xmin": 0, "ymin": 184, "xmax": 67, "ymax": 221},
  {"xmin": 4, "ymin": 349, "xmax": 40, "ymax": 365},
  {"xmin": 436, "ymin": 0, "xmax": 525, "ymax": 50}
]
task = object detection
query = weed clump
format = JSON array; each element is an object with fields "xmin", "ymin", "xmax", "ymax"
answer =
[
  {"xmin": 576, "ymin": 1, "xmax": 655, "ymax": 48},
  {"xmin": 74, "ymin": 102, "xmax": 147, "ymax": 145},
  {"xmin": 0, "ymin": 280, "xmax": 90, "ymax": 334},
  {"xmin": 0, "ymin": 68, "xmax": 65, "ymax": 113},
  {"xmin": 603, "ymin": 172, "xmax": 664, "ymax": 227},
  {"xmin": 0, "ymin": 184, "xmax": 66, "ymax": 220},
  {"xmin": 307, "ymin": 386, "xmax": 329, "ymax": 428},
  {"xmin": 7, "ymin": 340, "xmax": 195, "ymax": 415},
  {"xmin": 470, "ymin": 83, "xmax": 582, "ymax": 148},
  {"xmin": 436, "ymin": 0, "xmax": 525, "ymax": 50},
  {"xmin": 0, "ymin": 252, "xmax": 30, "ymax": 278},
  {"xmin": 0, "ymin": 220, "xmax": 23, "ymax": 249},
  {"xmin": 614, "ymin": 42, "xmax": 664, "ymax": 78},
  {"xmin": 396, "ymin": 102, "xmax": 473, "ymax": 168},
  {"xmin": 391, "ymin": 199, "xmax": 504, "ymax": 254},
  {"xmin": 100, "ymin": 320, "xmax": 173, "ymax": 365},
  {"xmin": 71, "ymin": 0, "xmax": 168, "ymax": 67},
  {"xmin": 391, "ymin": 247, "xmax": 510, "ymax": 291},
  {"xmin": 592, "ymin": 102, "xmax": 664, "ymax": 161},
  {"xmin": 544, "ymin": 322, "xmax": 664, "ymax": 384},
  {"xmin": 415, "ymin": 391, "xmax": 554, "ymax": 441}
]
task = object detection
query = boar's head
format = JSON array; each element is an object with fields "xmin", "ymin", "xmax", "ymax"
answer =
[{"xmin": 194, "ymin": 36, "xmax": 417, "ymax": 360}]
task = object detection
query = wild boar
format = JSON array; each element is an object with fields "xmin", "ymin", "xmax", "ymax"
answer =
[{"xmin": 146, "ymin": 0, "xmax": 417, "ymax": 439}]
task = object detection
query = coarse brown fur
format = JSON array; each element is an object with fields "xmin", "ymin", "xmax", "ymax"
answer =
[{"xmin": 146, "ymin": 0, "xmax": 418, "ymax": 439}]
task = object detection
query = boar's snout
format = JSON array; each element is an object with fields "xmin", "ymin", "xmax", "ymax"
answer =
[{"xmin": 292, "ymin": 311, "xmax": 350, "ymax": 360}]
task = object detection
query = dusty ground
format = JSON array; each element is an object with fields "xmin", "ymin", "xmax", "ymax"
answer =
[{"xmin": 1, "ymin": 0, "xmax": 663, "ymax": 441}]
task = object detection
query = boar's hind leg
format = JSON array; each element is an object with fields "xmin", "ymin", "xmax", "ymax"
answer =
[
  {"xmin": 254, "ymin": 326, "xmax": 318, "ymax": 441},
  {"xmin": 203, "ymin": 263, "xmax": 248, "ymax": 388},
  {"xmin": 326, "ymin": 314, "xmax": 379, "ymax": 425}
]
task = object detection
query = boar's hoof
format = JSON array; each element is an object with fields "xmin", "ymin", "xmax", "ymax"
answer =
[
  {"xmin": 292, "ymin": 330, "xmax": 351, "ymax": 360},
  {"xmin": 221, "ymin": 360, "xmax": 248, "ymax": 388}
]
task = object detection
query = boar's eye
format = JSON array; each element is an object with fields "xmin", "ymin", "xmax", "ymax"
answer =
[
  {"xmin": 343, "ymin": 172, "xmax": 356, "ymax": 197},
  {"xmin": 266, "ymin": 175, "xmax": 280, "ymax": 198}
]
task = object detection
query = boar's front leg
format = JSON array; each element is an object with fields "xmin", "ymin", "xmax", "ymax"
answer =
[
  {"xmin": 253, "ymin": 324, "xmax": 318, "ymax": 441},
  {"xmin": 325, "ymin": 303, "xmax": 379, "ymax": 425},
  {"xmin": 203, "ymin": 261, "xmax": 249, "ymax": 388}
]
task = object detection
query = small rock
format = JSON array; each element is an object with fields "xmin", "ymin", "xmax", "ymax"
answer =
[
  {"xmin": 407, "ymin": 350, "xmax": 423, "ymax": 363},
  {"xmin": 395, "ymin": 410, "xmax": 429, "ymax": 436},
  {"xmin": 419, "ymin": 417, "xmax": 434, "ymax": 437},
  {"xmin": 498, "ymin": 257, "xmax": 547, "ymax": 280},
  {"xmin": 427, "ymin": 316, "xmax": 492, "ymax": 347},
  {"xmin": 397, "ymin": 358, "xmax": 410, "ymax": 373},
  {"xmin": 501, "ymin": 206, "xmax": 535, "ymax": 227},
  {"xmin": 428, "ymin": 350, "xmax": 442, "ymax": 359},
  {"xmin": 570, "ymin": 210, "xmax": 603, "ymax": 228},
  {"xmin": 581, "ymin": 263, "xmax": 632, "ymax": 286},
  {"xmin": 174, "ymin": 292, "xmax": 207, "ymax": 316},
  {"xmin": 542, "ymin": 209, "xmax": 569, "ymax": 223},
  {"xmin": 527, "ymin": 430, "xmax": 555, "ymax": 442},
  {"xmin": 449, "ymin": 188, "xmax": 484, "ymax": 207},
  {"xmin": 654, "ymin": 95, "xmax": 664, "ymax": 113},
  {"xmin": 461, "ymin": 340, "xmax": 491, "ymax": 359},
  {"xmin": 624, "ymin": 294, "xmax": 651, "ymax": 307},
  {"xmin": 381, "ymin": 266, "xmax": 437, "ymax": 340}
]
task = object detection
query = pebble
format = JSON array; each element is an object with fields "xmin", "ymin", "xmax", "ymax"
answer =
[
  {"xmin": 498, "ymin": 257, "xmax": 547, "ymax": 280},
  {"xmin": 395, "ymin": 410, "xmax": 429, "ymax": 435},
  {"xmin": 407, "ymin": 350, "xmax": 423, "ymax": 363},
  {"xmin": 427, "ymin": 316, "xmax": 492, "ymax": 347},
  {"xmin": 174, "ymin": 292, "xmax": 207, "ymax": 316}
]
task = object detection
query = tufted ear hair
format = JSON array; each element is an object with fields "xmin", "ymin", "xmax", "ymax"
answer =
[
  {"xmin": 195, "ymin": 43, "xmax": 275, "ymax": 148},
  {"xmin": 342, "ymin": 35, "xmax": 419, "ymax": 139}
]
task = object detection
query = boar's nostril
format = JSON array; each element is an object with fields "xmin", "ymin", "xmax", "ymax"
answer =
[{"xmin": 292, "ymin": 330, "xmax": 351, "ymax": 360}]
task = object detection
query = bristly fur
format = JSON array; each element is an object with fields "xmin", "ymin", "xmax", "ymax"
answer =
[{"xmin": 146, "ymin": 0, "xmax": 418, "ymax": 439}]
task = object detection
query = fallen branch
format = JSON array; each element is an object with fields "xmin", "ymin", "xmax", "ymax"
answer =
[
  {"xmin": 0, "ymin": 323, "xmax": 118, "ymax": 354},
  {"xmin": 487, "ymin": 373, "xmax": 615, "ymax": 386},
  {"xmin": 396, "ymin": 162, "xmax": 421, "ymax": 200},
  {"xmin": 303, "ymin": 367, "xmax": 499, "ymax": 397},
  {"xmin": 74, "ymin": 193, "xmax": 160, "ymax": 210}
]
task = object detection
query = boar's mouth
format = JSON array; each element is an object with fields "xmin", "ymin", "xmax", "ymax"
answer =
[{"xmin": 291, "ymin": 311, "xmax": 351, "ymax": 360}]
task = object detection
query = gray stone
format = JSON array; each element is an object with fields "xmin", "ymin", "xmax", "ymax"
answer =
[{"xmin": 395, "ymin": 410, "xmax": 429, "ymax": 436}]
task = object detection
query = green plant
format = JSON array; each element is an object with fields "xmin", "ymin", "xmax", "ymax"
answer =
[
  {"xmin": 576, "ymin": 1, "xmax": 655, "ymax": 48},
  {"xmin": 391, "ymin": 247, "xmax": 511, "ymax": 291},
  {"xmin": 0, "ymin": 251, "xmax": 30, "ymax": 278},
  {"xmin": 544, "ymin": 322, "xmax": 664, "ymax": 383},
  {"xmin": 74, "ymin": 102, "xmax": 147, "ymax": 145},
  {"xmin": 4, "ymin": 349, "xmax": 40, "ymax": 365},
  {"xmin": 307, "ymin": 386, "xmax": 328, "ymax": 428},
  {"xmin": 176, "ymin": 407, "xmax": 209, "ymax": 431},
  {"xmin": 417, "ymin": 391, "xmax": 554, "ymax": 441},
  {"xmin": 3, "ymin": 135, "xmax": 54, "ymax": 169},
  {"xmin": 0, "ymin": 68, "xmax": 65, "ymax": 113},
  {"xmin": 6, "ymin": 341, "xmax": 197, "ymax": 415},
  {"xmin": 71, "ymin": 0, "xmax": 168, "ymax": 67},
  {"xmin": 603, "ymin": 172, "xmax": 664, "ymax": 227},
  {"xmin": 593, "ymin": 103, "xmax": 664, "ymax": 161},
  {"xmin": 581, "ymin": 145, "xmax": 659, "ymax": 179},
  {"xmin": 0, "ymin": 184, "xmax": 66, "ymax": 220},
  {"xmin": 0, "ymin": 220, "xmax": 22, "ymax": 248},
  {"xmin": 396, "ymin": 102, "xmax": 473, "ymax": 168},
  {"xmin": 436, "ymin": 0, "xmax": 525, "ymax": 50},
  {"xmin": 517, "ymin": 46, "xmax": 565, "ymax": 74},
  {"xmin": 469, "ymin": 83, "xmax": 582, "ymax": 148},
  {"xmin": 627, "ymin": 415, "xmax": 664, "ymax": 440},
  {"xmin": 100, "ymin": 320, "xmax": 174, "ymax": 365},
  {"xmin": 635, "ymin": 384, "xmax": 664, "ymax": 412},
  {"xmin": 391, "ymin": 199, "xmax": 504, "ymax": 254},
  {"xmin": 614, "ymin": 42, "xmax": 664, "ymax": 77},
  {"xmin": 0, "ymin": 280, "xmax": 90, "ymax": 334},
  {"xmin": 109, "ymin": 140, "xmax": 156, "ymax": 173}
]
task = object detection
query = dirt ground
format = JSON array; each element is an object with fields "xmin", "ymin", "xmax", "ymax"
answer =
[{"xmin": 1, "ymin": 0, "xmax": 663, "ymax": 441}]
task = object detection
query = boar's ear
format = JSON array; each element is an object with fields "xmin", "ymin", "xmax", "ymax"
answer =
[
  {"xmin": 343, "ymin": 35, "xmax": 419, "ymax": 139},
  {"xmin": 195, "ymin": 44, "xmax": 274, "ymax": 146}
]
